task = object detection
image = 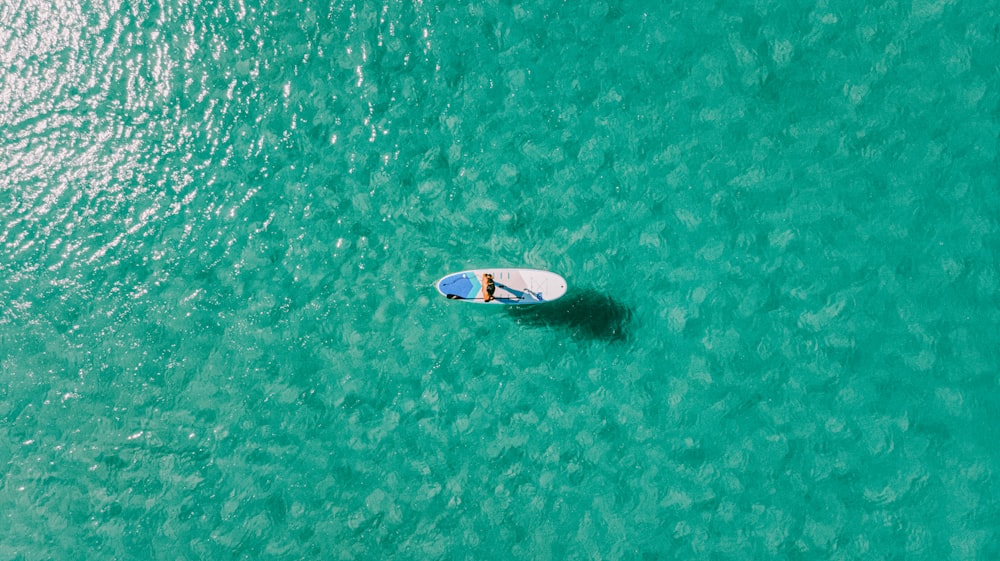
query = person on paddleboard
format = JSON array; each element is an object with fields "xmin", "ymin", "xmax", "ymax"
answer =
[{"xmin": 482, "ymin": 273, "xmax": 496, "ymax": 302}]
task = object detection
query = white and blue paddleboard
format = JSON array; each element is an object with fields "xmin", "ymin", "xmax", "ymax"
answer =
[{"xmin": 436, "ymin": 268, "xmax": 568, "ymax": 305}]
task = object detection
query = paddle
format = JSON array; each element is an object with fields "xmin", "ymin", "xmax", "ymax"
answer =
[
  {"xmin": 447, "ymin": 294, "xmax": 519, "ymax": 301},
  {"xmin": 494, "ymin": 281, "xmax": 539, "ymax": 301}
]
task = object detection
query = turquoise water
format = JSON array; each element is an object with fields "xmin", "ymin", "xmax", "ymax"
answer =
[{"xmin": 2, "ymin": 0, "xmax": 999, "ymax": 558}]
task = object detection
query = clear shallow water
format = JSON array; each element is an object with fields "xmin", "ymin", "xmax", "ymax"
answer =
[{"xmin": 2, "ymin": 0, "xmax": 999, "ymax": 558}]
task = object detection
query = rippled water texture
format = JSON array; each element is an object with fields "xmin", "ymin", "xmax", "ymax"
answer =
[{"xmin": 3, "ymin": 0, "xmax": 1000, "ymax": 559}]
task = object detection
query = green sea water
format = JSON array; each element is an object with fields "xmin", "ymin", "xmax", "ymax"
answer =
[{"xmin": 2, "ymin": 0, "xmax": 999, "ymax": 558}]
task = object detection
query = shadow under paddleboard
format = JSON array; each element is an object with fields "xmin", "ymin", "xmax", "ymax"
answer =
[{"xmin": 505, "ymin": 288, "xmax": 633, "ymax": 343}]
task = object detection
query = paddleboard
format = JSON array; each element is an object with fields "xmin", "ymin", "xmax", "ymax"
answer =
[{"xmin": 435, "ymin": 268, "xmax": 568, "ymax": 304}]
